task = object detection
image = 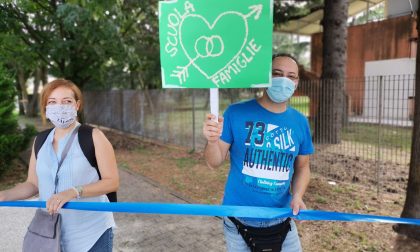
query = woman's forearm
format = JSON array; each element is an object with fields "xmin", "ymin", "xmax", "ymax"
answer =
[
  {"xmin": 0, "ymin": 181, "xmax": 38, "ymax": 201},
  {"xmin": 76, "ymin": 178, "xmax": 119, "ymax": 199}
]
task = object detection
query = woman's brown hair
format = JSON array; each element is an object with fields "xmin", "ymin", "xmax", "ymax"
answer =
[{"xmin": 40, "ymin": 79, "xmax": 83, "ymax": 123}]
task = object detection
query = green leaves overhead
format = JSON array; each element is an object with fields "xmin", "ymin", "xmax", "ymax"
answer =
[
  {"xmin": 0, "ymin": 0, "xmax": 147, "ymax": 89},
  {"xmin": 1, "ymin": 0, "xmax": 323, "ymax": 90},
  {"xmin": 273, "ymin": 0, "xmax": 324, "ymax": 25}
]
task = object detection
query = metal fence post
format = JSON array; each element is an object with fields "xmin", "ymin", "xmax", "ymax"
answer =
[
  {"xmin": 120, "ymin": 90, "xmax": 124, "ymax": 131},
  {"xmin": 192, "ymin": 89, "xmax": 196, "ymax": 151},
  {"xmin": 140, "ymin": 91, "xmax": 144, "ymax": 135},
  {"xmin": 376, "ymin": 75, "xmax": 383, "ymax": 197}
]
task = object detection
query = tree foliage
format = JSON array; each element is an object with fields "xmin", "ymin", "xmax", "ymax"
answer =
[
  {"xmin": 0, "ymin": 64, "xmax": 36, "ymax": 173},
  {"xmin": 0, "ymin": 0, "xmax": 124, "ymax": 89},
  {"xmin": 0, "ymin": 0, "xmax": 325, "ymax": 91},
  {"xmin": 100, "ymin": 0, "xmax": 161, "ymax": 90},
  {"xmin": 0, "ymin": 0, "xmax": 163, "ymax": 91},
  {"xmin": 273, "ymin": 0, "xmax": 324, "ymax": 26}
]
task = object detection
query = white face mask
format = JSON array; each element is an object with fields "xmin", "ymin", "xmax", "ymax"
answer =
[{"xmin": 46, "ymin": 104, "xmax": 77, "ymax": 128}]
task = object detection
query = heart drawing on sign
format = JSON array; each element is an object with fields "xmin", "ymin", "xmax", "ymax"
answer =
[{"xmin": 179, "ymin": 12, "xmax": 249, "ymax": 79}]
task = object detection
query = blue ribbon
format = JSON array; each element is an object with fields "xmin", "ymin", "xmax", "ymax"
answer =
[{"xmin": 1, "ymin": 201, "xmax": 419, "ymax": 226}]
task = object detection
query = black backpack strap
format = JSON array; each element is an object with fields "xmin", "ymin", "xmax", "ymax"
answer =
[
  {"xmin": 78, "ymin": 125, "xmax": 98, "ymax": 171},
  {"xmin": 78, "ymin": 125, "xmax": 117, "ymax": 202},
  {"xmin": 34, "ymin": 128, "xmax": 54, "ymax": 159}
]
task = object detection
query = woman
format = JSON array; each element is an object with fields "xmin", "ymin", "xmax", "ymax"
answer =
[{"xmin": 0, "ymin": 79, "xmax": 119, "ymax": 252}]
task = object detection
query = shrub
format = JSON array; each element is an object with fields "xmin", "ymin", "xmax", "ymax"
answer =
[{"xmin": 0, "ymin": 65, "xmax": 36, "ymax": 174}]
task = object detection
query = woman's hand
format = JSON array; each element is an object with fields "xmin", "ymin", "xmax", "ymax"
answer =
[{"xmin": 46, "ymin": 189, "xmax": 77, "ymax": 215}]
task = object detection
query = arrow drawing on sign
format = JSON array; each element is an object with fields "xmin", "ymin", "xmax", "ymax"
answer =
[
  {"xmin": 170, "ymin": 55, "xmax": 200, "ymax": 84},
  {"xmin": 245, "ymin": 4, "xmax": 263, "ymax": 20}
]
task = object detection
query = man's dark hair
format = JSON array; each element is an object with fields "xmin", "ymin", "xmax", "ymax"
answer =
[{"xmin": 272, "ymin": 53, "xmax": 299, "ymax": 66}]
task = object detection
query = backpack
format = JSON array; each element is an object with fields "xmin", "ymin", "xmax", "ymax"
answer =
[{"xmin": 34, "ymin": 124, "xmax": 117, "ymax": 202}]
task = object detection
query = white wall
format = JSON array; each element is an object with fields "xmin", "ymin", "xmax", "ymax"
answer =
[
  {"xmin": 387, "ymin": 0, "xmax": 418, "ymax": 18},
  {"xmin": 363, "ymin": 58, "xmax": 415, "ymax": 121},
  {"xmin": 365, "ymin": 58, "xmax": 416, "ymax": 76}
]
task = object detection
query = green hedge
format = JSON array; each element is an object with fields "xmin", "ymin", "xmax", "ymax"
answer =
[{"xmin": 0, "ymin": 65, "xmax": 36, "ymax": 174}]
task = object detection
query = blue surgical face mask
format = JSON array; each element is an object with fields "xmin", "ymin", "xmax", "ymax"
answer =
[{"xmin": 266, "ymin": 77, "xmax": 296, "ymax": 103}]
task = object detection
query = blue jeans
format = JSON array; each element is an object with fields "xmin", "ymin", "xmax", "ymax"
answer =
[
  {"xmin": 223, "ymin": 217, "xmax": 302, "ymax": 252},
  {"xmin": 88, "ymin": 228, "xmax": 113, "ymax": 252}
]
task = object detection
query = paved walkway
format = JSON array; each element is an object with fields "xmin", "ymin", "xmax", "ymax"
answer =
[
  {"xmin": 1, "ymin": 117, "xmax": 225, "ymax": 251},
  {"xmin": 0, "ymin": 168, "xmax": 226, "ymax": 251},
  {"xmin": 113, "ymin": 168, "xmax": 225, "ymax": 251}
]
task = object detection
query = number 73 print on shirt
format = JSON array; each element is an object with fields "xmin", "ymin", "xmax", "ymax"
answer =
[{"xmin": 242, "ymin": 120, "xmax": 297, "ymax": 192}]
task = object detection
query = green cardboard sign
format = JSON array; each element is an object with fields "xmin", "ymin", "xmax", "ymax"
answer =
[{"xmin": 159, "ymin": 0, "xmax": 273, "ymax": 88}]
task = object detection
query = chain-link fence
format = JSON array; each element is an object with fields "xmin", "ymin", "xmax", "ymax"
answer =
[
  {"xmin": 84, "ymin": 89, "xmax": 261, "ymax": 150},
  {"xmin": 84, "ymin": 74, "xmax": 415, "ymax": 193}
]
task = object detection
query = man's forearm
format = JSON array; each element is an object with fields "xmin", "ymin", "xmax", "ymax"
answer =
[
  {"xmin": 292, "ymin": 165, "xmax": 310, "ymax": 199},
  {"xmin": 204, "ymin": 141, "xmax": 224, "ymax": 169}
]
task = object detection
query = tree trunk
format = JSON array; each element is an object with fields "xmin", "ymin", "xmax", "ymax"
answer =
[
  {"xmin": 17, "ymin": 67, "xmax": 28, "ymax": 115},
  {"xmin": 393, "ymin": 9, "xmax": 420, "ymax": 240},
  {"xmin": 27, "ymin": 68, "xmax": 41, "ymax": 117},
  {"xmin": 41, "ymin": 65, "xmax": 48, "ymax": 86},
  {"xmin": 15, "ymin": 76, "xmax": 25, "ymax": 115},
  {"xmin": 314, "ymin": 0, "xmax": 349, "ymax": 144},
  {"xmin": 139, "ymin": 76, "xmax": 156, "ymax": 115}
]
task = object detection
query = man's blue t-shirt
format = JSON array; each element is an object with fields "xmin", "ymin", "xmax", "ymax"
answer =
[{"xmin": 220, "ymin": 99, "xmax": 314, "ymax": 209}]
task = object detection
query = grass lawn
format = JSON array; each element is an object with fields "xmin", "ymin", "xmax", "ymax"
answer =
[
  {"xmin": 342, "ymin": 122, "xmax": 412, "ymax": 152},
  {"xmin": 290, "ymin": 96, "xmax": 310, "ymax": 116}
]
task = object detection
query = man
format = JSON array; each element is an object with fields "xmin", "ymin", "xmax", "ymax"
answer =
[{"xmin": 203, "ymin": 53, "xmax": 314, "ymax": 252}]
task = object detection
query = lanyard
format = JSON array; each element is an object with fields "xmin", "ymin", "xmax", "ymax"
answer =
[{"xmin": 53, "ymin": 125, "xmax": 80, "ymax": 194}]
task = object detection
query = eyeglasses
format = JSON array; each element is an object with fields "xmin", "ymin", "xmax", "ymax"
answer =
[{"xmin": 272, "ymin": 70, "xmax": 299, "ymax": 81}]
